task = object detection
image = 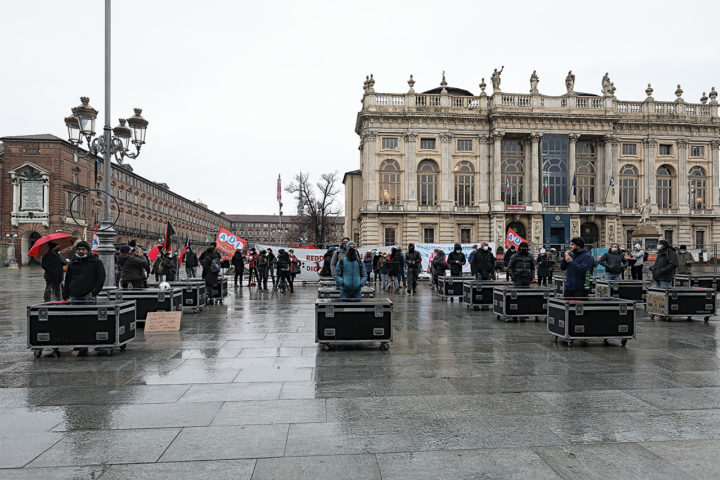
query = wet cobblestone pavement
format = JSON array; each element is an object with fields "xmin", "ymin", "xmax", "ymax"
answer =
[{"xmin": 2, "ymin": 267, "xmax": 720, "ymax": 479}]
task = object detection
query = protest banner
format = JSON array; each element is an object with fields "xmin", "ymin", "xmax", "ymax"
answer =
[
  {"xmin": 215, "ymin": 227, "xmax": 247, "ymax": 259},
  {"xmin": 505, "ymin": 228, "xmax": 527, "ymax": 249}
]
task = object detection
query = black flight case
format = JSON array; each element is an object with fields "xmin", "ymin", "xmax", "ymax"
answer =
[
  {"xmin": 315, "ymin": 298, "xmax": 393, "ymax": 350},
  {"xmin": 547, "ymin": 297, "xmax": 635, "ymax": 347},
  {"xmin": 437, "ymin": 275, "xmax": 474, "ymax": 302},
  {"xmin": 167, "ymin": 280, "xmax": 207, "ymax": 312},
  {"xmin": 27, "ymin": 300, "xmax": 136, "ymax": 357},
  {"xmin": 100, "ymin": 287, "xmax": 183, "ymax": 324},
  {"xmin": 646, "ymin": 287, "xmax": 716, "ymax": 322},
  {"xmin": 493, "ymin": 286, "xmax": 554, "ymax": 322},
  {"xmin": 463, "ymin": 280, "xmax": 513, "ymax": 310},
  {"xmin": 674, "ymin": 274, "xmax": 720, "ymax": 292},
  {"xmin": 207, "ymin": 276, "xmax": 229, "ymax": 304},
  {"xmin": 553, "ymin": 275, "xmax": 596, "ymax": 296},
  {"xmin": 317, "ymin": 286, "xmax": 376, "ymax": 299},
  {"xmin": 594, "ymin": 280, "xmax": 647, "ymax": 303}
]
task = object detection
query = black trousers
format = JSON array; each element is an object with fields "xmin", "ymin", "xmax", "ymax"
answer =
[
  {"xmin": 234, "ymin": 268, "xmax": 243, "ymax": 286},
  {"xmin": 258, "ymin": 269, "xmax": 268, "ymax": 289},
  {"xmin": 631, "ymin": 265, "xmax": 643, "ymax": 280},
  {"xmin": 538, "ymin": 275, "xmax": 549, "ymax": 286},
  {"xmin": 44, "ymin": 281, "xmax": 62, "ymax": 302},
  {"xmin": 564, "ymin": 288, "xmax": 588, "ymax": 298},
  {"xmin": 248, "ymin": 268, "xmax": 258, "ymax": 285}
]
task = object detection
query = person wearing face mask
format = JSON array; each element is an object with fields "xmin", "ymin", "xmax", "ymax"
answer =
[
  {"xmin": 599, "ymin": 243, "xmax": 627, "ymax": 280},
  {"xmin": 676, "ymin": 245, "xmax": 693, "ymax": 275},
  {"xmin": 62, "ymin": 241, "xmax": 106, "ymax": 304},
  {"xmin": 650, "ymin": 239, "xmax": 678, "ymax": 288},
  {"xmin": 560, "ymin": 237, "xmax": 594, "ymax": 297},
  {"xmin": 630, "ymin": 243, "xmax": 646, "ymax": 280},
  {"xmin": 334, "ymin": 241, "xmax": 366, "ymax": 299},
  {"xmin": 447, "ymin": 243, "xmax": 467, "ymax": 277},
  {"xmin": 405, "ymin": 243, "xmax": 422, "ymax": 294},
  {"xmin": 508, "ymin": 242, "xmax": 535, "ymax": 286},
  {"xmin": 471, "ymin": 241, "xmax": 495, "ymax": 281},
  {"xmin": 536, "ymin": 247, "xmax": 553, "ymax": 286},
  {"xmin": 331, "ymin": 237, "xmax": 350, "ymax": 273}
]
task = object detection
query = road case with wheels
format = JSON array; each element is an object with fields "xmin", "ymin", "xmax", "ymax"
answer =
[
  {"xmin": 493, "ymin": 286, "xmax": 554, "ymax": 322},
  {"xmin": 646, "ymin": 287, "xmax": 716, "ymax": 322},
  {"xmin": 674, "ymin": 274, "xmax": 720, "ymax": 292},
  {"xmin": 27, "ymin": 300, "xmax": 136, "ymax": 357},
  {"xmin": 168, "ymin": 280, "xmax": 206, "ymax": 312},
  {"xmin": 595, "ymin": 280, "xmax": 647, "ymax": 303},
  {"xmin": 553, "ymin": 275, "xmax": 596, "ymax": 296},
  {"xmin": 463, "ymin": 281, "xmax": 513, "ymax": 310},
  {"xmin": 100, "ymin": 288, "xmax": 183, "ymax": 322},
  {"xmin": 438, "ymin": 275, "xmax": 474, "ymax": 301},
  {"xmin": 315, "ymin": 298, "xmax": 393, "ymax": 350},
  {"xmin": 547, "ymin": 297, "xmax": 635, "ymax": 347},
  {"xmin": 207, "ymin": 276, "xmax": 229, "ymax": 304}
]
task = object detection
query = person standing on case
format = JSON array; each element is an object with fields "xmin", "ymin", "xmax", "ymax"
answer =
[
  {"xmin": 650, "ymin": 240, "xmax": 678, "ymax": 288},
  {"xmin": 560, "ymin": 237, "xmax": 594, "ymax": 297},
  {"xmin": 62, "ymin": 241, "xmax": 106, "ymax": 304},
  {"xmin": 599, "ymin": 243, "xmax": 627, "ymax": 280},
  {"xmin": 447, "ymin": 243, "xmax": 467, "ymax": 277},
  {"xmin": 676, "ymin": 245, "xmax": 693, "ymax": 275},
  {"xmin": 472, "ymin": 242, "xmax": 495, "ymax": 281},
  {"xmin": 508, "ymin": 242, "xmax": 535, "ymax": 287},
  {"xmin": 630, "ymin": 244, "xmax": 646, "ymax": 280},
  {"xmin": 536, "ymin": 248, "xmax": 552, "ymax": 286},
  {"xmin": 184, "ymin": 246, "xmax": 199, "ymax": 278},
  {"xmin": 334, "ymin": 241, "xmax": 365, "ymax": 299},
  {"xmin": 42, "ymin": 242, "xmax": 65, "ymax": 301}
]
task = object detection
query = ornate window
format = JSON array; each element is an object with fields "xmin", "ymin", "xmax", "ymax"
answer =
[
  {"xmin": 575, "ymin": 142, "xmax": 596, "ymax": 206},
  {"xmin": 501, "ymin": 140, "xmax": 524, "ymax": 205},
  {"xmin": 619, "ymin": 164, "xmax": 639, "ymax": 209},
  {"xmin": 656, "ymin": 165, "xmax": 674, "ymax": 209},
  {"xmin": 417, "ymin": 159, "xmax": 438, "ymax": 206},
  {"xmin": 541, "ymin": 134, "xmax": 569, "ymax": 206},
  {"xmin": 689, "ymin": 166, "xmax": 707, "ymax": 210},
  {"xmin": 453, "ymin": 161, "xmax": 475, "ymax": 206},
  {"xmin": 378, "ymin": 159, "xmax": 401, "ymax": 205}
]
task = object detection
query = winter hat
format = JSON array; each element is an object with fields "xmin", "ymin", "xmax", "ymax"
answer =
[
  {"xmin": 119, "ymin": 245, "xmax": 131, "ymax": 253},
  {"xmin": 680, "ymin": 245, "xmax": 687, "ymax": 250},
  {"xmin": 519, "ymin": 242, "xmax": 529, "ymax": 249},
  {"xmin": 570, "ymin": 237, "xmax": 585, "ymax": 248},
  {"xmin": 76, "ymin": 240, "xmax": 91, "ymax": 250},
  {"xmin": 347, "ymin": 241, "xmax": 357, "ymax": 248}
]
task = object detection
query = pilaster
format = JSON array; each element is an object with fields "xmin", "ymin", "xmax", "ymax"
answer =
[
  {"xmin": 530, "ymin": 133, "xmax": 542, "ymax": 211},
  {"xmin": 439, "ymin": 133, "xmax": 454, "ymax": 211},
  {"xmin": 678, "ymin": 138, "xmax": 689, "ymax": 214},
  {"xmin": 711, "ymin": 140, "xmax": 720, "ymax": 209},
  {"xmin": 643, "ymin": 137, "xmax": 658, "ymax": 206},
  {"xmin": 491, "ymin": 131, "xmax": 504, "ymax": 210},
  {"xmin": 404, "ymin": 132, "xmax": 418, "ymax": 211},
  {"xmin": 568, "ymin": 133, "xmax": 580, "ymax": 212}
]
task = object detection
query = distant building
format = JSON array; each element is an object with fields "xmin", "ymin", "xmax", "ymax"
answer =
[{"xmin": 225, "ymin": 214, "xmax": 344, "ymax": 246}]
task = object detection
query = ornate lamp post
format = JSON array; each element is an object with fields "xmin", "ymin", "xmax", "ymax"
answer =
[
  {"xmin": 62, "ymin": 0, "xmax": 148, "ymax": 288},
  {"xmin": 6, "ymin": 233, "xmax": 18, "ymax": 270}
]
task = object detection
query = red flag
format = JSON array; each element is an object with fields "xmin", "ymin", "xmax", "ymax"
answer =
[
  {"xmin": 148, "ymin": 244, "xmax": 162, "ymax": 262},
  {"xmin": 505, "ymin": 227, "xmax": 528, "ymax": 249},
  {"xmin": 277, "ymin": 174, "xmax": 282, "ymax": 202},
  {"xmin": 180, "ymin": 238, "xmax": 189, "ymax": 263}
]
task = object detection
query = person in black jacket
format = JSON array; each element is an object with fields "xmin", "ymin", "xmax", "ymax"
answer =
[
  {"xmin": 405, "ymin": 243, "xmax": 422, "ymax": 294},
  {"xmin": 266, "ymin": 248, "xmax": 277, "ymax": 288},
  {"xmin": 387, "ymin": 247, "xmax": 402, "ymax": 292},
  {"xmin": 504, "ymin": 245, "xmax": 516, "ymax": 281},
  {"xmin": 184, "ymin": 246, "xmax": 199, "ymax": 278},
  {"xmin": 231, "ymin": 249, "xmax": 245, "ymax": 286},
  {"xmin": 118, "ymin": 246, "xmax": 149, "ymax": 288},
  {"xmin": 471, "ymin": 241, "xmax": 495, "ymax": 281},
  {"xmin": 201, "ymin": 243, "xmax": 222, "ymax": 291},
  {"xmin": 507, "ymin": 242, "xmax": 535, "ymax": 286},
  {"xmin": 62, "ymin": 241, "xmax": 106, "ymax": 304},
  {"xmin": 599, "ymin": 243, "xmax": 627, "ymax": 280},
  {"xmin": 447, "ymin": 243, "xmax": 466, "ymax": 277},
  {"xmin": 41, "ymin": 242, "xmax": 65, "ymax": 301},
  {"xmin": 162, "ymin": 251, "xmax": 178, "ymax": 281},
  {"xmin": 320, "ymin": 248, "xmax": 334, "ymax": 277},
  {"xmin": 650, "ymin": 240, "xmax": 678, "ymax": 288}
]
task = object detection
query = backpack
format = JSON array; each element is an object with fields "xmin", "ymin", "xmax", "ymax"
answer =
[
  {"xmin": 257, "ymin": 255, "xmax": 268, "ymax": 268},
  {"xmin": 210, "ymin": 257, "xmax": 222, "ymax": 274},
  {"xmin": 643, "ymin": 252, "xmax": 649, "ymax": 262}
]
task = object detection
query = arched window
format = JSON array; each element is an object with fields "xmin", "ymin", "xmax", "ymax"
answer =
[
  {"xmin": 507, "ymin": 221, "xmax": 526, "ymax": 239},
  {"xmin": 501, "ymin": 140, "xmax": 524, "ymax": 205},
  {"xmin": 656, "ymin": 165, "xmax": 674, "ymax": 209},
  {"xmin": 581, "ymin": 222, "xmax": 599, "ymax": 248},
  {"xmin": 619, "ymin": 164, "xmax": 639, "ymax": 209},
  {"xmin": 378, "ymin": 159, "xmax": 400, "ymax": 205},
  {"xmin": 417, "ymin": 160, "xmax": 438, "ymax": 206},
  {"xmin": 453, "ymin": 161, "xmax": 475, "ymax": 206},
  {"xmin": 689, "ymin": 166, "xmax": 707, "ymax": 210}
]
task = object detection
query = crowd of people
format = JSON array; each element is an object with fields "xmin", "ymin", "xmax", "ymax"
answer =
[{"xmin": 231, "ymin": 246, "xmax": 302, "ymax": 292}]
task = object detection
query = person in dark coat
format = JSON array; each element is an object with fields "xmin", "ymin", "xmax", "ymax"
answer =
[
  {"xmin": 431, "ymin": 248, "xmax": 446, "ymax": 286},
  {"xmin": 41, "ymin": 241, "xmax": 65, "ymax": 301},
  {"xmin": 118, "ymin": 246, "xmax": 149, "ymax": 288},
  {"xmin": 363, "ymin": 251, "xmax": 374, "ymax": 282},
  {"xmin": 151, "ymin": 247, "xmax": 165, "ymax": 282},
  {"xmin": 231, "ymin": 249, "xmax": 245, "ymax": 286},
  {"xmin": 256, "ymin": 250, "xmax": 270, "ymax": 290},
  {"xmin": 201, "ymin": 243, "xmax": 222, "ymax": 291},
  {"xmin": 536, "ymin": 248, "xmax": 553, "ymax": 286},
  {"xmin": 560, "ymin": 237, "xmax": 594, "ymax": 297},
  {"xmin": 405, "ymin": 243, "xmax": 422, "ymax": 294},
  {"xmin": 471, "ymin": 241, "xmax": 495, "ymax": 281},
  {"xmin": 508, "ymin": 242, "xmax": 535, "ymax": 286},
  {"xmin": 184, "ymin": 246, "xmax": 199, "ymax": 278},
  {"xmin": 267, "ymin": 248, "xmax": 277, "ymax": 288},
  {"xmin": 162, "ymin": 251, "xmax": 178, "ymax": 282},
  {"xmin": 387, "ymin": 247, "xmax": 402, "ymax": 293},
  {"xmin": 650, "ymin": 239, "xmax": 678, "ymax": 288},
  {"xmin": 599, "ymin": 243, "xmax": 627, "ymax": 280},
  {"xmin": 320, "ymin": 248, "xmax": 334, "ymax": 277},
  {"xmin": 62, "ymin": 241, "xmax": 106, "ymax": 304},
  {"xmin": 504, "ymin": 245, "xmax": 516, "ymax": 281},
  {"xmin": 447, "ymin": 243, "xmax": 467, "ymax": 277},
  {"xmin": 276, "ymin": 249, "xmax": 292, "ymax": 292}
]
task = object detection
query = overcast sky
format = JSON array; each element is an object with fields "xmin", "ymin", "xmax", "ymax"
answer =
[{"xmin": 2, "ymin": 0, "xmax": 718, "ymax": 215}]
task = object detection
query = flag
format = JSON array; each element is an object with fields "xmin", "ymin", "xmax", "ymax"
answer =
[
  {"xmin": 610, "ymin": 175, "xmax": 616, "ymax": 197},
  {"xmin": 505, "ymin": 227, "xmax": 528, "ymax": 249},
  {"xmin": 572, "ymin": 173, "xmax": 577, "ymax": 197},
  {"xmin": 148, "ymin": 244, "xmax": 162, "ymax": 262},
  {"xmin": 543, "ymin": 176, "xmax": 548, "ymax": 200},
  {"xmin": 277, "ymin": 174, "xmax": 282, "ymax": 202},
  {"xmin": 91, "ymin": 225, "xmax": 99, "ymax": 254},
  {"xmin": 163, "ymin": 221, "xmax": 176, "ymax": 251},
  {"xmin": 505, "ymin": 175, "xmax": 510, "ymax": 196},
  {"xmin": 180, "ymin": 238, "xmax": 190, "ymax": 263}
]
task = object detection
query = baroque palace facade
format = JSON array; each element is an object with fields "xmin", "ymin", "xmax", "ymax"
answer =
[{"xmin": 344, "ymin": 71, "xmax": 720, "ymax": 250}]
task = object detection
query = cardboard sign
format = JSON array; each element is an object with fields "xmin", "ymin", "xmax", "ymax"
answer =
[{"xmin": 144, "ymin": 311, "xmax": 182, "ymax": 333}]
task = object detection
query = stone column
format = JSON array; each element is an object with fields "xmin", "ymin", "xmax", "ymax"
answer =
[
  {"xmin": 644, "ymin": 138, "xmax": 658, "ymax": 206},
  {"xmin": 603, "ymin": 135, "xmax": 615, "ymax": 206},
  {"xmin": 609, "ymin": 136, "xmax": 620, "ymax": 208},
  {"xmin": 362, "ymin": 131, "xmax": 377, "ymax": 210},
  {"xmin": 711, "ymin": 140, "xmax": 720, "ymax": 208},
  {"xmin": 568, "ymin": 134, "xmax": 579, "ymax": 211},
  {"xmin": 678, "ymin": 138, "xmax": 689, "ymax": 212},
  {"xmin": 440, "ymin": 133, "xmax": 453, "ymax": 210},
  {"xmin": 404, "ymin": 132, "xmax": 418, "ymax": 211},
  {"xmin": 523, "ymin": 138, "xmax": 532, "ymax": 203},
  {"xmin": 491, "ymin": 131, "xmax": 504, "ymax": 209},
  {"xmin": 478, "ymin": 135, "xmax": 490, "ymax": 205},
  {"xmin": 530, "ymin": 133, "xmax": 542, "ymax": 208}
]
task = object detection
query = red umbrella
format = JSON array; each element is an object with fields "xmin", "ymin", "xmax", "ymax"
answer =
[{"xmin": 27, "ymin": 233, "xmax": 78, "ymax": 258}]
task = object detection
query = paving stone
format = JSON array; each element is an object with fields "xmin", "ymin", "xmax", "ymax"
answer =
[
  {"xmin": 160, "ymin": 424, "xmax": 288, "ymax": 461},
  {"xmin": 252, "ymin": 454, "xmax": 381, "ymax": 480},
  {"xmin": 212, "ymin": 399, "xmax": 326, "ymax": 425},
  {"xmin": 640, "ymin": 439, "xmax": 720, "ymax": 479},
  {"xmin": 101, "ymin": 459, "xmax": 256, "ymax": 480}
]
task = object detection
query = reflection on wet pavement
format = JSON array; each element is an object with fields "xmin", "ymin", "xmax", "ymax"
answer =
[{"xmin": 1, "ymin": 267, "xmax": 720, "ymax": 479}]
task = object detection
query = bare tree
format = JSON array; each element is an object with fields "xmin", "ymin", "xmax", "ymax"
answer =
[{"xmin": 285, "ymin": 171, "xmax": 341, "ymax": 246}]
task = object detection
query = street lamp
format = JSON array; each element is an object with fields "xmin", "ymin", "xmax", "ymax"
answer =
[
  {"xmin": 6, "ymin": 233, "xmax": 18, "ymax": 270},
  {"xmin": 61, "ymin": 0, "xmax": 149, "ymax": 289}
]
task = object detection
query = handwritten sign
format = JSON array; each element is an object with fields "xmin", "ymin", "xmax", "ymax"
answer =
[{"xmin": 144, "ymin": 311, "xmax": 182, "ymax": 333}]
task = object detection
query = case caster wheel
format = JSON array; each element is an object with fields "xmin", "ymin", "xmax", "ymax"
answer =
[
  {"xmin": 567, "ymin": 340, "xmax": 574, "ymax": 348},
  {"xmin": 474, "ymin": 306, "xmax": 480, "ymax": 311},
  {"xmin": 105, "ymin": 348, "xmax": 113, "ymax": 356},
  {"xmin": 466, "ymin": 304, "xmax": 469, "ymax": 309},
  {"xmin": 603, "ymin": 339, "xmax": 609, "ymax": 344},
  {"xmin": 120, "ymin": 344, "xmax": 127, "ymax": 351},
  {"xmin": 496, "ymin": 315, "xmax": 501, "ymax": 320},
  {"xmin": 302, "ymin": 281, "xmax": 308, "ymax": 286},
  {"xmin": 33, "ymin": 349, "xmax": 43, "ymax": 358},
  {"xmin": 322, "ymin": 344, "xmax": 330, "ymax": 351},
  {"xmin": 450, "ymin": 297, "xmax": 454, "ymax": 302},
  {"xmin": 705, "ymin": 316, "xmax": 710, "ymax": 322},
  {"xmin": 534, "ymin": 316, "xmax": 540, "ymax": 322},
  {"xmin": 553, "ymin": 336, "xmax": 559, "ymax": 344},
  {"xmin": 52, "ymin": 348, "xmax": 60, "ymax": 358},
  {"xmin": 687, "ymin": 316, "xmax": 693, "ymax": 322},
  {"xmin": 621, "ymin": 339, "xmax": 628, "ymax": 346},
  {"xmin": 650, "ymin": 314, "xmax": 655, "ymax": 320},
  {"xmin": 381, "ymin": 343, "xmax": 390, "ymax": 351}
]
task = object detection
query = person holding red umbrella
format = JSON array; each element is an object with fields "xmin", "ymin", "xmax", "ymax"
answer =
[{"xmin": 41, "ymin": 242, "xmax": 65, "ymax": 301}]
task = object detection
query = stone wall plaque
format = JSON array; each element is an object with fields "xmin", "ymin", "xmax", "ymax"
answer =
[
  {"xmin": 144, "ymin": 311, "xmax": 182, "ymax": 333},
  {"xmin": 20, "ymin": 180, "xmax": 44, "ymax": 211}
]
